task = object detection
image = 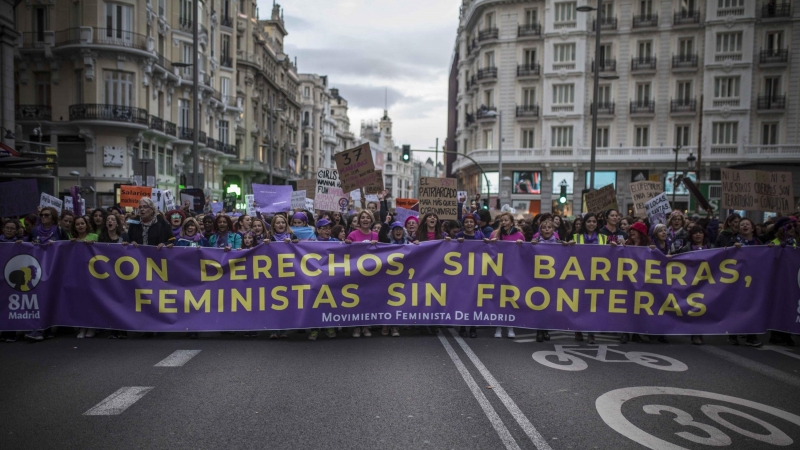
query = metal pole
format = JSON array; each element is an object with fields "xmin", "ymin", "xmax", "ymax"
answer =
[
  {"xmin": 695, "ymin": 94, "xmax": 703, "ymax": 213},
  {"xmin": 589, "ymin": 1, "xmax": 602, "ymax": 192},
  {"xmin": 498, "ymin": 110, "xmax": 502, "ymax": 204},
  {"xmin": 434, "ymin": 137, "xmax": 439, "ymax": 178},
  {"xmin": 192, "ymin": 0, "xmax": 200, "ymax": 189},
  {"xmin": 672, "ymin": 146, "xmax": 679, "ymax": 205},
  {"xmin": 269, "ymin": 107, "xmax": 274, "ymax": 185}
]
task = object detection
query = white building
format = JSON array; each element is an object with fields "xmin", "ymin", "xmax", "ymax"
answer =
[
  {"xmin": 360, "ymin": 110, "xmax": 413, "ymax": 199},
  {"xmin": 449, "ymin": 0, "xmax": 800, "ymax": 216}
]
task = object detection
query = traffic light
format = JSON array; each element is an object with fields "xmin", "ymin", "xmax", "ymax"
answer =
[
  {"xmin": 559, "ymin": 184, "xmax": 567, "ymax": 204},
  {"xmin": 482, "ymin": 199, "xmax": 489, "ymax": 210},
  {"xmin": 402, "ymin": 145, "xmax": 411, "ymax": 162}
]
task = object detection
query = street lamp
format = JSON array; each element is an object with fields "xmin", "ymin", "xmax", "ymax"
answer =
[
  {"xmin": 267, "ymin": 105, "xmax": 283, "ymax": 185},
  {"xmin": 483, "ymin": 109, "xmax": 505, "ymax": 207}
]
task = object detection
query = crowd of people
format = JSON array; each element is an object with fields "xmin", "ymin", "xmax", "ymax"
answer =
[{"xmin": 1, "ymin": 191, "xmax": 796, "ymax": 347}]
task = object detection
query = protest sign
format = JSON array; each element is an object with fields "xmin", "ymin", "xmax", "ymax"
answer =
[
  {"xmin": 334, "ymin": 143, "xmax": 375, "ymax": 192},
  {"xmin": 119, "ymin": 185, "xmax": 153, "ymax": 208},
  {"xmin": 395, "ymin": 206, "xmax": 419, "ymax": 225},
  {"xmin": 245, "ymin": 195, "xmax": 255, "ymax": 216},
  {"xmin": 180, "ymin": 188, "xmax": 206, "ymax": 214},
  {"xmin": 291, "ymin": 190, "xmax": 306, "ymax": 210},
  {"xmin": 304, "ymin": 198, "xmax": 315, "ymax": 212},
  {"xmin": 316, "ymin": 169, "xmax": 341, "ymax": 195},
  {"xmin": 395, "ymin": 198, "xmax": 419, "ymax": 211},
  {"xmin": 721, "ymin": 168, "xmax": 793, "ymax": 212},
  {"xmin": 350, "ymin": 189, "xmax": 361, "ymax": 202},
  {"xmin": 252, "ymin": 184, "xmax": 292, "ymax": 213},
  {"xmin": 292, "ymin": 226, "xmax": 316, "ymax": 240},
  {"xmin": 314, "ymin": 192, "xmax": 349, "ymax": 214},
  {"xmin": 644, "ymin": 193, "xmax": 672, "ymax": 225},
  {"xmin": 629, "ymin": 181, "xmax": 662, "ymax": 218},
  {"xmin": 584, "ymin": 184, "xmax": 618, "ymax": 214},
  {"xmin": 163, "ymin": 190, "xmax": 176, "ymax": 211},
  {"xmin": 210, "ymin": 202, "xmax": 223, "ymax": 214},
  {"xmin": 63, "ymin": 196, "xmax": 85, "ymax": 214},
  {"xmin": 0, "ymin": 179, "xmax": 38, "ymax": 217},
  {"xmin": 418, "ymin": 178, "xmax": 458, "ymax": 220},
  {"xmin": 364, "ymin": 170, "xmax": 385, "ymax": 195},
  {"xmin": 365, "ymin": 194, "xmax": 379, "ymax": 204},
  {"xmin": 39, "ymin": 193, "xmax": 63, "ymax": 214},
  {"xmin": 150, "ymin": 188, "xmax": 164, "ymax": 212},
  {"xmin": 297, "ymin": 179, "xmax": 316, "ymax": 200}
]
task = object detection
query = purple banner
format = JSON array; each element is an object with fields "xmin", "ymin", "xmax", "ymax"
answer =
[
  {"xmin": 252, "ymin": 184, "xmax": 292, "ymax": 213},
  {"xmin": 0, "ymin": 179, "xmax": 38, "ymax": 217},
  {"xmin": 1, "ymin": 241, "xmax": 799, "ymax": 334}
]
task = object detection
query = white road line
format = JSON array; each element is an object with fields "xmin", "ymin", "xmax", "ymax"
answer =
[
  {"xmin": 437, "ymin": 335, "xmax": 521, "ymax": 450},
  {"xmin": 154, "ymin": 350, "xmax": 202, "ymax": 367},
  {"xmin": 699, "ymin": 346, "xmax": 800, "ymax": 388},
  {"xmin": 448, "ymin": 328, "xmax": 554, "ymax": 450},
  {"xmin": 83, "ymin": 387, "xmax": 154, "ymax": 416},
  {"xmin": 759, "ymin": 345, "xmax": 800, "ymax": 361}
]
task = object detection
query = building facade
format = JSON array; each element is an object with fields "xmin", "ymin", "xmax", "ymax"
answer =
[
  {"xmin": 11, "ymin": 0, "xmax": 304, "ymax": 208},
  {"xmin": 449, "ymin": 0, "xmax": 800, "ymax": 216},
  {"xmin": 360, "ymin": 111, "xmax": 413, "ymax": 199},
  {"xmin": 330, "ymin": 87, "xmax": 356, "ymax": 155}
]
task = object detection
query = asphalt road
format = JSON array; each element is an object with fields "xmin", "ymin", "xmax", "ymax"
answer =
[{"xmin": 2, "ymin": 329, "xmax": 800, "ymax": 450}]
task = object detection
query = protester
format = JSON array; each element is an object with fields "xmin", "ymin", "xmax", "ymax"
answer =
[
  {"xmin": 126, "ymin": 198, "xmax": 174, "ymax": 247},
  {"xmin": 250, "ymin": 217, "xmax": 269, "ymax": 243},
  {"xmin": 332, "ymin": 224, "xmax": 346, "ymax": 242},
  {"xmin": 725, "ymin": 217, "xmax": 763, "ymax": 347},
  {"xmin": 667, "ymin": 211, "xmax": 689, "ymax": 253},
  {"xmin": 1, "ymin": 220, "xmax": 20, "ymax": 243},
  {"xmin": 29, "ymin": 206, "xmax": 68, "ymax": 244},
  {"xmin": 553, "ymin": 215, "xmax": 569, "ymax": 240},
  {"xmin": 90, "ymin": 209, "xmax": 108, "ymax": 234},
  {"xmin": 173, "ymin": 218, "xmax": 209, "ymax": 247},
  {"xmin": 570, "ymin": 213, "xmax": 603, "ymax": 344},
  {"xmin": 671, "ymin": 224, "xmax": 714, "ymax": 346},
  {"xmin": 71, "ymin": 216, "xmax": 98, "ymax": 243},
  {"xmin": 476, "ymin": 209, "xmax": 494, "ymax": 237},
  {"xmin": 312, "ymin": 219, "xmax": 338, "ymax": 242},
  {"xmin": 209, "ymin": 215, "xmax": 241, "ymax": 250},
  {"xmin": 98, "ymin": 214, "xmax": 126, "ymax": 243},
  {"xmin": 404, "ymin": 215, "xmax": 419, "ymax": 240},
  {"xmin": 201, "ymin": 214, "xmax": 215, "ymax": 240},
  {"xmin": 236, "ymin": 214, "xmax": 252, "ymax": 234},
  {"xmin": 528, "ymin": 218, "xmax": 565, "ymax": 341},
  {"xmin": 768, "ymin": 216, "xmax": 796, "ymax": 247},
  {"xmin": 599, "ymin": 209, "xmax": 626, "ymax": 244},
  {"xmin": 650, "ymin": 223, "xmax": 669, "ymax": 255},
  {"xmin": 619, "ymin": 216, "xmax": 634, "ymax": 234},
  {"xmin": 455, "ymin": 213, "xmax": 486, "ymax": 241},
  {"xmin": 622, "ymin": 221, "xmax": 657, "ymax": 344},
  {"xmin": 376, "ymin": 221, "xmax": 411, "ymax": 337},
  {"xmin": 490, "ymin": 212, "xmax": 524, "ymax": 242},
  {"xmin": 715, "ymin": 213, "xmax": 741, "ymax": 247},
  {"xmin": 59, "ymin": 211, "xmax": 75, "ymax": 237},
  {"xmin": 166, "ymin": 209, "xmax": 186, "ymax": 238},
  {"xmin": 290, "ymin": 211, "xmax": 309, "ymax": 228}
]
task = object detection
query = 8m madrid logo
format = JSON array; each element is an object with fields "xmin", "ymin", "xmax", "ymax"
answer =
[{"xmin": 3, "ymin": 254, "xmax": 42, "ymax": 319}]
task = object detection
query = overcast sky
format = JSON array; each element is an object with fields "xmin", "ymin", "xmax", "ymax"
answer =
[{"xmin": 257, "ymin": 0, "xmax": 459, "ymax": 162}]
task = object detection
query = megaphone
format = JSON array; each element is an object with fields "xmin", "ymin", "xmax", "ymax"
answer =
[{"xmin": 501, "ymin": 204, "xmax": 511, "ymax": 212}]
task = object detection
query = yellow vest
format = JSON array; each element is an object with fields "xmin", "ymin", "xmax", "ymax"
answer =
[{"xmin": 572, "ymin": 233, "xmax": 608, "ymax": 244}]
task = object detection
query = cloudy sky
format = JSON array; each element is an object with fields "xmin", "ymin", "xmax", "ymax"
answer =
[{"xmin": 257, "ymin": 0, "xmax": 459, "ymax": 162}]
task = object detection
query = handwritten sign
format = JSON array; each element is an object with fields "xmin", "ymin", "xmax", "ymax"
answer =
[
  {"xmin": 304, "ymin": 198, "xmax": 315, "ymax": 212},
  {"xmin": 291, "ymin": 190, "xmax": 306, "ymax": 210},
  {"xmin": 418, "ymin": 177, "xmax": 458, "ymax": 220},
  {"xmin": 252, "ymin": 184, "xmax": 292, "ymax": 213},
  {"xmin": 629, "ymin": 181, "xmax": 663, "ymax": 218},
  {"xmin": 0, "ymin": 179, "xmax": 38, "ymax": 217},
  {"xmin": 316, "ymin": 169, "xmax": 341, "ymax": 195},
  {"xmin": 584, "ymin": 184, "xmax": 618, "ymax": 214},
  {"xmin": 457, "ymin": 191, "xmax": 468, "ymax": 204},
  {"xmin": 395, "ymin": 206, "xmax": 419, "ymax": 225},
  {"xmin": 63, "ymin": 196, "xmax": 85, "ymax": 214},
  {"xmin": 39, "ymin": 193, "xmax": 63, "ymax": 214},
  {"xmin": 119, "ymin": 185, "xmax": 153, "ymax": 208},
  {"xmin": 150, "ymin": 188, "xmax": 164, "ymax": 212},
  {"xmin": 364, "ymin": 170, "xmax": 385, "ymax": 195},
  {"xmin": 210, "ymin": 202, "xmax": 223, "ymax": 214},
  {"xmin": 163, "ymin": 190, "xmax": 176, "ymax": 211},
  {"xmin": 314, "ymin": 192, "xmax": 349, "ymax": 214},
  {"xmin": 395, "ymin": 198, "xmax": 419, "ymax": 211},
  {"xmin": 297, "ymin": 179, "xmax": 316, "ymax": 200},
  {"xmin": 721, "ymin": 168, "xmax": 793, "ymax": 212},
  {"xmin": 245, "ymin": 194, "xmax": 255, "ymax": 216},
  {"xmin": 334, "ymin": 143, "xmax": 375, "ymax": 192},
  {"xmin": 644, "ymin": 193, "xmax": 672, "ymax": 225}
]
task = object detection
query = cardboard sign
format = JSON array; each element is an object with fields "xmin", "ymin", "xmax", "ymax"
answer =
[
  {"xmin": 364, "ymin": 170, "xmax": 385, "ymax": 195},
  {"xmin": 0, "ymin": 179, "xmax": 38, "ymax": 217},
  {"xmin": 584, "ymin": 184, "xmax": 618, "ymax": 214},
  {"xmin": 334, "ymin": 143, "xmax": 376, "ymax": 192},
  {"xmin": 39, "ymin": 193, "xmax": 63, "ymax": 214},
  {"xmin": 63, "ymin": 196, "xmax": 85, "ymax": 214},
  {"xmin": 350, "ymin": 189, "xmax": 362, "ymax": 202},
  {"xmin": 395, "ymin": 206, "xmax": 419, "ymax": 226},
  {"xmin": 721, "ymin": 168, "xmax": 793, "ymax": 212},
  {"xmin": 151, "ymin": 188, "xmax": 165, "ymax": 212},
  {"xmin": 245, "ymin": 194, "xmax": 255, "ymax": 216},
  {"xmin": 304, "ymin": 198, "xmax": 315, "ymax": 212},
  {"xmin": 395, "ymin": 198, "xmax": 419, "ymax": 211},
  {"xmin": 119, "ymin": 185, "xmax": 153, "ymax": 208},
  {"xmin": 644, "ymin": 193, "xmax": 672, "ymax": 225},
  {"xmin": 629, "ymin": 181, "xmax": 663, "ymax": 218},
  {"xmin": 297, "ymin": 179, "xmax": 316, "ymax": 200},
  {"xmin": 163, "ymin": 190, "xmax": 176, "ymax": 211},
  {"xmin": 316, "ymin": 169, "xmax": 342, "ymax": 195},
  {"xmin": 418, "ymin": 177, "xmax": 458, "ymax": 220},
  {"xmin": 252, "ymin": 184, "xmax": 292, "ymax": 213},
  {"xmin": 291, "ymin": 190, "xmax": 306, "ymax": 210},
  {"xmin": 314, "ymin": 192, "xmax": 350, "ymax": 214}
]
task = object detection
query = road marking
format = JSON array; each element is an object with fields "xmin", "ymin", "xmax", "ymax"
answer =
[
  {"xmin": 515, "ymin": 335, "xmax": 619, "ymax": 343},
  {"xmin": 448, "ymin": 328, "xmax": 554, "ymax": 450},
  {"xmin": 83, "ymin": 387, "xmax": 154, "ymax": 416},
  {"xmin": 699, "ymin": 345, "xmax": 800, "ymax": 388},
  {"xmin": 759, "ymin": 345, "xmax": 800, "ymax": 361},
  {"xmin": 154, "ymin": 350, "xmax": 202, "ymax": 367},
  {"xmin": 436, "ymin": 335, "xmax": 521, "ymax": 450}
]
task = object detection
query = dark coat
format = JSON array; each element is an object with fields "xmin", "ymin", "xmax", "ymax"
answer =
[{"xmin": 126, "ymin": 215, "xmax": 174, "ymax": 246}]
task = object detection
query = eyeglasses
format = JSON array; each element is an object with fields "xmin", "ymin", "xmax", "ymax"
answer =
[
  {"xmin": 171, "ymin": 214, "xmax": 182, "ymax": 219},
  {"xmin": 40, "ymin": 213, "xmax": 51, "ymax": 218},
  {"xmin": 139, "ymin": 205, "xmax": 152, "ymax": 210}
]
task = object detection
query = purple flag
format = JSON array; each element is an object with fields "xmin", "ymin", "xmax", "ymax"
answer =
[{"xmin": 252, "ymin": 184, "xmax": 292, "ymax": 213}]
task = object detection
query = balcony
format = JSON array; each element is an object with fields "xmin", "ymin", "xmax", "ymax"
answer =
[
  {"xmin": 762, "ymin": 3, "xmax": 791, "ymax": 19},
  {"xmin": 465, "ymin": 113, "xmax": 475, "ymax": 126},
  {"xmin": 590, "ymin": 102, "xmax": 615, "ymax": 115},
  {"xmin": 220, "ymin": 55, "xmax": 233, "ymax": 68},
  {"xmin": 19, "ymin": 31, "xmax": 50, "ymax": 48},
  {"xmin": 476, "ymin": 106, "xmax": 497, "ymax": 120},
  {"xmin": 164, "ymin": 121, "xmax": 177, "ymax": 137},
  {"xmin": 630, "ymin": 100, "xmax": 655, "ymax": 114},
  {"xmin": 674, "ymin": 10, "xmax": 702, "ymax": 25},
  {"xmin": 712, "ymin": 98, "xmax": 740, "ymax": 108},
  {"xmin": 672, "ymin": 54, "xmax": 698, "ymax": 69},
  {"xmin": 199, "ymin": 131, "xmax": 207, "ymax": 145},
  {"xmin": 552, "ymin": 62, "xmax": 576, "ymax": 71},
  {"xmin": 717, "ymin": 7, "xmax": 744, "ymax": 17},
  {"xmin": 516, "ymin": 105, "xmax": 539, "ymax": 118},
  {"xmin": 221, "ymin": 144, "xmax": 238, "ymax": 156},
  {"xmin": 150, "ymin": 116, "xmax": 164, "ymax": 132},
  {"xmin": 478, "ymin": 28, "xmax": 498, "ymax": 42},
  {"xmin": 517, "ymin": 23, "xmax": 542, "ymax": 37},
  {"xmin": 69, "ymin": 104, "xmax": 148, "ymax": 125},
  {"xmin": 476, "ymin": 67, "xmax": 498, "ymax": 81},
  {"xmin": 631, "ymin": 56, "xmax": 657, "ymax": 72},
  {"xmin": 670, "ymin": 98, "xmax": 697, "ymax": 114},
  {"xmin": 592, "ymin": 59, "xmax": 616, "ymax": 72},
  {"xmin": 760, "ymin": 49, "xmax": 788, "ymax": 65},
  {"xmin": 553, "ymin": 21, "xmax": 576, "ymax": 29},
  {"xmin": 632, "ymin": 14, "xmax": 658, "ymax": 28},
  {"xmin": 178, "ymin": 126, "xmax": 194, "ymax": 141},
  {"xmin": 715, "ymin": 52, "xmax": 742, "ymax": 62},
  {"xmin": 206, "ymin": 137, "xmax": 217, "ymax": 150},
  {"xmin": 92, "ymin": 28, "xmax": 149, "ymax": 51},
  {"xmin": 517, "ymin": 63, "xmax": 540, "ymax": 77},
  {"xmin": 592, "ymin": 17, "xmax": 618, "ymax": 31},
  {"xmin": 179, "ymin": 17, "xmax": 192, "ymax": 32},
  {"xmin": 15, "ymin": 105, "xmax": 51, "ymax": 121},
  {"xmin": 758, "ymin": 95, "xmax": 786, "ymax": 110},
  {"xmin": 220, "ymin": 16, "xmax": 234, "ymax": 28}
]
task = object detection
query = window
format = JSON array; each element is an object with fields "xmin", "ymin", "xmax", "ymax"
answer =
[
  {"xmin": 75, "ymin": 70, "xmax": 83, "ymax": 104},
  {"xmin": 32, "ymin": 6, "xmax": 49, "ymax": 41},
  {"xmin": 103, "ymin": 70, "xmax": 134, "ymax": 106},
  {"xmin": 640, "ymin": 0, "xmax": 653, "ymax": 15},
  {"xmin": 304, "ymin": 87, "xmax": 310, "ymax": 98},
  {"xmin": 553, "ymin": 44, "xmax": 576, "ymax": 63},
  {"xmin": 554, "ymin": 2, "xmax": 576, "ymax": 23},
  {"xmin": 158, "ymin": 146, "xmax": 165, "ymax": 175},
  {"xmin": 677, "ymin": 81, "xmax": 692, "ymax": 101},
  {"xmin": 221, "ymin": 35, "xmax": 231, "ymax": 62},
  {"xmin": 35, "ymin": 72, "xmax": 51, "ymax": 106},
  {"xmin": 764, "ymin": 76, "xmax": 781, "ymax": 98},
  {"xmin": 522, "ymin": 88, "xmax": 536, "ymax": 106},
  {"xmin": 675, "ymin": 125, "xmax": 691, "ymax": 147},
  {"xmin": 585, "ymin": 171, "xmax": 616, "ymax": 190},
  {"xmin": 766, "ymin": 31, "xmax": 783, "ymax": 52},
  {"xmin": 762, "ymin": 123, "xmax": 778, "ymax": 145},
  {"xmin": 484, "ymin": 51, "xmax": 495, "ymax": 68},
  {"xmin": 635, "ymin": 126, "xmax": 650, "ymax": 147},
  {"xmin": 598, "ymin": 43, "xmax": 612, "ymax": 62},
  {"xmin": 221, "ymin": 77, "xmax": 230, "ymax": 97},
  {"xmin": 485, "ymin": 12, "xmax": 494, "ymax": 29},
  {"xmin": 521, "ymin": 129, "xmax": 535, "ymax": 148},
  {"xmin": 166, "ymin": 149, "xmax": 174, "ymax": 176},
  {"xmin": 597, "ymin": 85, "xmax": 612, "ymax": 103},
  {"xmin": 596, "ymin": 127, "xmax": 609, "ymax": 147},
  {"xmin": 635, "ymin": 83, "xmax": 651, "ymax": 102},
  {"xmin": 523, "ymin": 49, "xmax": 536, "ymax": 66},
  {"xmin": 141, "ymin": 143, "xmax": 151, "ymax": 159},
  {"xmin": 716, "ymin": 32, "xmax": 742, "ymax": 54},
  {"xmin": 386, "ymin": 163, "xmax": 393, "ymax": 172},
  {"xmin": 712, "ymin": 122, "xmax": 738, "ymax": 145},
  {"xmin": 179, "ymin": 0, "xmax": 192, "ymax": 23},
  {"xmin": 484, "ymin": 89, "xmax": 494, "ymax": 107},
  {"xmin": 524, "ymin": 9, "xmax": 538, "ymax": 25},
  {"xmin": 484, "ymin": 129, "xmax": 494, "ymax": 149},
  {"xmin": 159, "ymin": 0, "xmax": 166, "ymax": 16},
  {"xmin": 551, "ymin": 126, "xmax": 573, "ymax": 147},
  {"xmin": 387, "ymin": 152, "xmax": 392, "ymax": 162},
  {"xmin": 552, "ymin": 84, "xmax": 574, "ymax": 104},
  {"xmin": 303, "ymin": 132, "xmax": 309, "ymax": 148},
  {"xmin": 105, "ymin": 3, "xmax": 133, "ymax": 39},
  {"xmin": 219, "ymin": 120, "xmax": 229, "ymax": 144},
  {"xmin": 182, "ymin": 44, "xmax": 192, "ymax": 76},
  {"xmin": 714, "ymin": 77, "xmax": 740, "ymax": 98},
  {"xmin": 718, "ymin": 0, "xmax": 743, "ymax": 7},
  {"xmin": 680, "ymin": 0, "xmax": 697, "ymax": 13},
  {"xmin": 637, "ymin": 41, "xmax": 653, "ymax": 58},
  {"xmin": 679, "ymin": 38, "xmax": 694, "ymax": 57},
  {"xmin": 179, "ymin": 99, "xmax": 190, "ymax": 128},
  {"xmin": 600, "ymin": 2, "xmax": 613, "ymax": 18}
]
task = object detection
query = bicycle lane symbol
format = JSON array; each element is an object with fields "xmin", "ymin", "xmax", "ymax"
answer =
[{"xmin": 532, "ymin": 345, "xmax": 688, "ymax": 372}]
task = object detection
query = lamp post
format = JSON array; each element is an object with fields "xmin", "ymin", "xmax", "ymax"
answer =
[
  {"xmin": 483, "ymin": 110, "xmax": 504, "ymax": 207},
  {"xmin": 577, "ymin": 3, "xmax": 602, "ymax": 192},
  {"xmin": 671, "ymin": 145, "xmax": 682, "ymax": 204},
  {"xmin": 267, "ymin": 105, "xmax": 283, "ymax": 184}
]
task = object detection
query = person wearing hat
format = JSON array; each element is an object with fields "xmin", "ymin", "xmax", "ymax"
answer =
[
  {"xmin": 404, "ymin": 215, "xmax": 419, "ymax": 240},
  {"xmin": 622, "ymin": 220, "xmax": 667, "ymax": 344},
  {"xmin": 166, "ymin": 209, "xmax": 186, "ymax": 238},
  {"xmin": 768, "ymin": 216, "xmax": 797, "ymax": 247},
  {"xmin": 312, "ymin": 218, "xmax": 338, "ymax": 242},
  {"xmin": 455, "ymin": 213, "xmax": 486, "ymax": 242},
  {"xmin": 378, "ymin": 221, "xmax": 412, "ymax": 245}
]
